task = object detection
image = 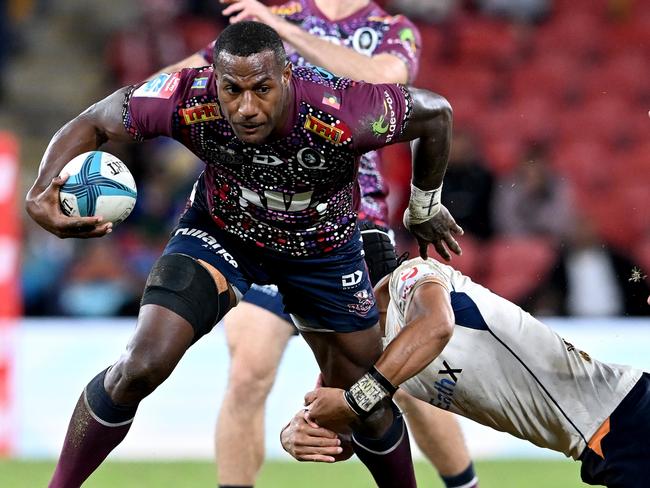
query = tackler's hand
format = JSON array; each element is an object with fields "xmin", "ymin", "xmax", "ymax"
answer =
[
  {"xmin": 25, "ymin": 174, "xmax": 112, "ymax": 239},
  {"xmin": 404, "ymin": 205, "xmax": 463, "ymax": 261},
  {"xmin": 280, "ymin": 409, "xmax": 353, "ymax": 463},
  {"xmin": 304, "ymin": 387, "xmax": 358, "ymax": 433}
]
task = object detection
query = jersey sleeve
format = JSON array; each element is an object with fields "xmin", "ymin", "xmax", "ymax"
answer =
[
  {"xmin": 122, "ymin": 71, "xmax": 187, "ymax": 141},
  {"xmin": 343, "ymin": 81, "xmax": 412, "ymax": 154},
  {"xmin": 374, "ymin": 16, "xmax": 421, "ymax": 83},
  {"xmin": 391, "ymin": 259, "xmax": 451, "ymax": 316}
]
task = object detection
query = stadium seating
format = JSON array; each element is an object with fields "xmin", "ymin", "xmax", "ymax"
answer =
[{"xmin": 483, "ymin": 236, "xmax": 556, "ymax": 303}]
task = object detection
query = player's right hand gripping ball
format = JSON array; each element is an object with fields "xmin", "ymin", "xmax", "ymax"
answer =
[{"xmin": 59, "ymin": 151, "xmax": 137, "ymax": 225}]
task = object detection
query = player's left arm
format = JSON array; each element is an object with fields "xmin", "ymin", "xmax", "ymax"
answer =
[
  {"xmin": 25, "ymin": 87, "xmax": 137, "ymax": 239},
  {"xmin": 305, "ymin": 281, "xmax": 454, "ymax": 431},
  {"xmin": 397, "ymin": 87, "xmax": 463, "ymax": 260},
  {"xmin": 375, "ymin": 281, "xmax": 453, "ymax": 385},
  {"xmin": 221, "ymin": 0, "xmax": 412, "ymax": 83}
]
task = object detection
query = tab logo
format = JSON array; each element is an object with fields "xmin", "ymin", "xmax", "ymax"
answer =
[
  {"xmin": 304, "ymin": 115, "xmax": 350, "ymax": 144},
  {"xmin": 180, "ymin": 103, "xmax": 222, "ymax": 125}
]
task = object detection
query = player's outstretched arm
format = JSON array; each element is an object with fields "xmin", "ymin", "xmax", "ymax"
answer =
[
  {"xmin": 375, "ymin": 281, "xmax": 453, "ymax": 385},
  {"xmin": 221, "ymin": 0, "xmax": 409, "ymax": 83},
  {"xmin": 26, "ymin": 87, "xmax": 135, "ymax": 239},
  {"xmin": 305, "ymin": 281, "xmax": 453, "ymax": 430},
  {"xmin": 398, "ymin": 87, "xmax": 463, "ymax": 260}
]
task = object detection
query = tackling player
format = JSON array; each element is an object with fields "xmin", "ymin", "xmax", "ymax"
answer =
[
  {"xmin": 283, "ymin": 232, "xmax": 650, "ymax": 488},
  {"xmin": 161, "ymin": 1, "xmax": 478, "ymax": 487},
  {"xmin": 26, "ymin": 21, "xmax": 461, "ymax": 488}
]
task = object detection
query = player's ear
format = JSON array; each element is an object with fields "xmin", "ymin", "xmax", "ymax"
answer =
[{"xmin": 282, "ymin": 61, "xmax": 292, "ymax": 86}]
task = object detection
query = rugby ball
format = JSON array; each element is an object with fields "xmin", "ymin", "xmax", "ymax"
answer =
[{"xmin": 59, "ymin": 151, "xmax": 137, "ymax": 225}]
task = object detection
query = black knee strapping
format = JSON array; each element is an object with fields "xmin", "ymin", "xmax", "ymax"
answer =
[
  {"xmin": 141, "ymin": 253, "xmax": 230, "ymax": 341},
  {"xmin": 359, "ymin": 221, "xmax": 399, "ymax": 286}
]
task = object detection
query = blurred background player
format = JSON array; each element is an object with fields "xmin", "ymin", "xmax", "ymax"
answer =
[{"xmin": 161, "ymin": 1, "xmax": 478, "ymax": 487}]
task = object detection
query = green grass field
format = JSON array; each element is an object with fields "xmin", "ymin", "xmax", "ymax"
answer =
[{"xmin": 0, "ymin": 459, "xmax": 589, "ymax": 487}]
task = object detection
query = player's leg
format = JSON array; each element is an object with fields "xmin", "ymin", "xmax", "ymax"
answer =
[
  {"xmin": 396, "ymin": 391, "xmax": 479, "ymax": 488},
  {"xmin": 274, "ymin": 229, "xmax": 416, "ymax": 488},
  {"xmin": 49, "ymin": 256, "xmax": 235, "ymax": 488},
  {"xmin": 300, "ymin": 327, "xmax": 416, "ymax": 487},
  {"xmin": 49, "ymin": 206, "xmax": 247, "ymax": 488},
  {"xmin": 216, "ymin": 292, "xmax": 294, "ymax": 487}
]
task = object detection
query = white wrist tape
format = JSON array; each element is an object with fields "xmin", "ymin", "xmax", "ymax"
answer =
[{"xmin": 407, "ymin": 183, "xmax": 443, "ymax": 224}]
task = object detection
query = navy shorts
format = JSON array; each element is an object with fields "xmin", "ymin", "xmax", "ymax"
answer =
[
  {"xmin": 163, "ymin": 204, "xmax": 378, "ymax": 333},
  {"xmin": 241, "ymin": 284, "xmax": 293, "ymax": 323},
  {"xmin": 580, "ymin": 373, "xmax": 650, "ymax": 487}
]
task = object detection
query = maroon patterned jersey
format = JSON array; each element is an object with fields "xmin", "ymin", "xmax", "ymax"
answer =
[
  {"xmin": 123, "ymin": 66, "xmax": 411, "ymax": 256},
  {"xmin": 198, "ymin": 1, "xmax": 422, "ymax": 225}
]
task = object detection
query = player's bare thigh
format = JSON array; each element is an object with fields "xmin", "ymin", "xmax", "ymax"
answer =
[{"xmin": 224, "ymin": 301, "xmax": 295, "ymax": 380}]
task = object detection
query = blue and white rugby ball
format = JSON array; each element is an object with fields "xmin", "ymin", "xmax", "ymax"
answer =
[{"xmin": 59, "ymin": 151, "xmax": 137, "ymax": 225}]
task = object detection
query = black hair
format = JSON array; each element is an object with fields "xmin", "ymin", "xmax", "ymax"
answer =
[
  {"xmin": 359, "ymin": 221, "xmax": 401, "ymax": 286},
  {"xmin": 213, "ymin": 21, "xmax": 286, "ymax": 68}
]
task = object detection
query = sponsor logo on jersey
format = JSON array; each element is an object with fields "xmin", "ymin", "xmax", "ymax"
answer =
[
  {"xmin": 240, "ymin": 185, "xmax": 315, "ymax": 212},
  {"xmin": 304, "ymin": 115, "xmax": 351, "ymax": 144},
  {"xmin": 270, "ymin": 1, "xmax": 302, "ymax": 16},
  {"xmin": 297, "ymin": 147, "xmax": 327, "ymax": 170},
  {"xmin": 352, "ymin": 27, "xmax": 379, "ymax": 55},
  {"xmin": 133, "ymin": 72, "xmax": 181, "ymax": 99},
  {"xmin": 368, "ymin": 14, "xmax": 402, "ymax": 25},
  {"xmin": 371, "ymin": 90, "xmax": 398, "ymax": 142},
  {"xmin": 347, "ymin": 289, "xmax": 375, "ymax": 317},
  {"xmin": 399, "ymin": 28, "xmax": 417, "ymax": 54},
  {"xmin": 401, "ymin": 267, "xmax": 419, "ymax": 281},
  {"xmin": 180, "ymin": 103, "xmax": 222, "ymax": 125},
  {"xmin": 322, "ymin": 93, "xmax": 341, "ymax": 110},
  {"xmin": 174, "ymin": 227, "xmax": 238, "ymax": 267},
  {"xmin": 191, "ymin": 77, "xmax": 209, "ymax": 90},
  {"xmin": 313, "ymin": 66, "xmax": 336, "ymax": 80},
  {"xmin": 342, "ymin": 270, "xmax": 364, "ymax": 288},
  {"xmin": 430, "ymin": 360, "xmax": 462, "ymax": 410},
  {"xmin": 252, "ymin": 154, "xmax": 283, "ymax": 166}
]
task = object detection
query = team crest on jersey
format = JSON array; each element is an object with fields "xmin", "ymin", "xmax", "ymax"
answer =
[
  {"xmin": 304, "ymin": 114, "xmax": 351, "ymax": 144},
  {"xmin": 180, "ymin": 103, "xmax": 222, "ymax": 125},
  {"xmin": 371, "ymin": 90, "xmax": 398, "ymax": 143},
  {"xmin": 133, "ymin": 73, "xmax": 181, "ymax": 99}
]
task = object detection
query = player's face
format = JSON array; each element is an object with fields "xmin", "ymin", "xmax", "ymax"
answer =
[{"xmin": 215, "ymin": 51, "xmax": 291, "ymax": 144}]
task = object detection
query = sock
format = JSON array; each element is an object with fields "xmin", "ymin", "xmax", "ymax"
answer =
[
  {"xmin": 352, "ymin": 404, "xmax": 417, "ymax": 488},
  {"xmin": 441, "ymin": 461, "xmax": 479, "ymax": 488},
  {"xmin": 49, "ymin": 369, "xmax": 138, "ymax": 488}
]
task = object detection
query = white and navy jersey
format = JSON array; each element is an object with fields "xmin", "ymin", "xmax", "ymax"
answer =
[{"xmin": 384, "ymin": 258, "xmax": 643, "ymax": 460}]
